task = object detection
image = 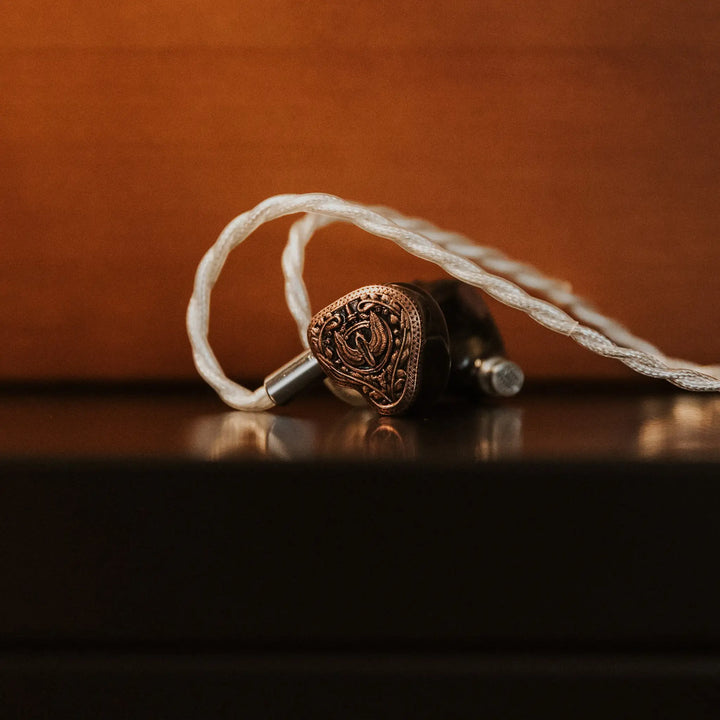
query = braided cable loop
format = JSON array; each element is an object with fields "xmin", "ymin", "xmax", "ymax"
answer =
[
  {"xmin": 188, "ymin": 193, "xmax": 720, "ymax": 411},
  {"xmin": 280, "ymin": 196, "xmax": 720, "ymax": 392}
]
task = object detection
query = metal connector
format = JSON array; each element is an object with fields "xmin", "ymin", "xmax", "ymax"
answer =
[{"xmin": 263, "ymin": 350, "xmax": 325, "ymax": 405}]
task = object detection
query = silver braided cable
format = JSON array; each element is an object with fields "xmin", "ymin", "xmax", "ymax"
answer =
[
  {"xmin": 188, "ymin": 193, "xmax": 720, "ymax": 411},
  {"xmin": 284, "ymin": 207, "xmax": 662, "ymax": 357}
]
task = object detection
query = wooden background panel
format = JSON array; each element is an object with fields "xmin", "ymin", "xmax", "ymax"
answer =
[
  {"xmin": 1, "ymin": 2, "xmax": 719, "ymax": 382},
  {"xmin": 4, "ymin": 1, "xmax": 720, "ymax": 50}
]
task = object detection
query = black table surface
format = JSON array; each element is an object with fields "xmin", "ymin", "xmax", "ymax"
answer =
[
  {"xmin": 2, "ymin": 381, "xmax": 719, "ymax": 462},
  {"xmin": 2, "ymin": 383, "xmax": 720, "ymax": 718}
]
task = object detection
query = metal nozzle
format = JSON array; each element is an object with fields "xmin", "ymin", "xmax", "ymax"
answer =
[{"xmin": 475, "ymin": 356, "xmax": 525, "ymax": 397}]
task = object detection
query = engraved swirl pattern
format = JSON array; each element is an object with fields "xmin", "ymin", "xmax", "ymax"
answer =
[{"xmin": 308, "ymin": 285, "xmax": 422, "ymax": 414}]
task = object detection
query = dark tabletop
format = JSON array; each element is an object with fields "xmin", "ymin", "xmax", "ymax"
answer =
[
  {"xmin": 1, "ymin": 382, "xmax": 719, "ymax": 462},
  {"xmin": 2, "ymin": 383, "xmax": 720, "ymax": 718}
]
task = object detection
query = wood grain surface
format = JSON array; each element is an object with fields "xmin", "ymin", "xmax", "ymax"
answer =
[{"xmin": 2, "ymin": 1, "xmax": 719, "ymax": 382}]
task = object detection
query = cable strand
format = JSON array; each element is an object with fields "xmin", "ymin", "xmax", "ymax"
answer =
[{"xmin": 186, "ymin": 193, "xmax": 720, "ymax": 410}]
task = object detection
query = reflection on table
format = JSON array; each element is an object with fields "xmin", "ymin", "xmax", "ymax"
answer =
[
  {"xmin": 189, "ymin": 405, "xmax": 523, "ymax": 462},
  {"xmin": 0, "ymin": 385, "xmax": 718, "ymax": 462}
]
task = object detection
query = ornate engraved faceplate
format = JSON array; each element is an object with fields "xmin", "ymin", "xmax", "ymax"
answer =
[{"xmin": 308, "ymin": 285, "xmax": 423, "ymax": 415}]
